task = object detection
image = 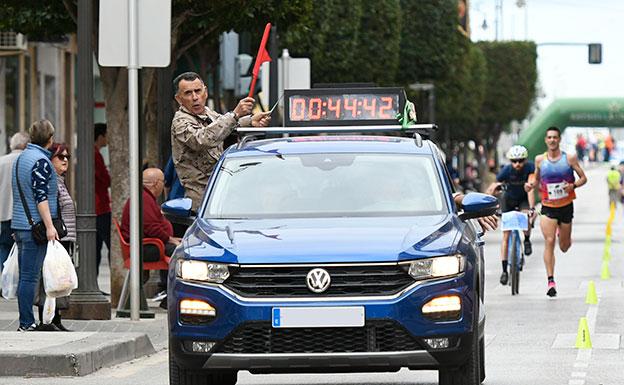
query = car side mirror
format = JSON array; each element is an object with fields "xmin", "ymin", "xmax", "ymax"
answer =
[
  {"xmin": 458, "ymin": 193, "xmax": 499, "ymax": 221},
  {"xmin": 162, "ymin": 198, "xmax": 196, "ymax": 226}
]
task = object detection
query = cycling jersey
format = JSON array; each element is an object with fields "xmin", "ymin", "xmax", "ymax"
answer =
[{"xmin": 496, "ymin": 162, "xmax": 535, "ymax": 201}]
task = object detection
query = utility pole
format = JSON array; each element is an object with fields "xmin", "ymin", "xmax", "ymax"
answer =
[
  {"xmin": 495, "ymin": 0, "xmax": 503, "ymax": 40},
  {"xmin": 67, "ymin": 0, "xmax": 111, "ymax": 320}
]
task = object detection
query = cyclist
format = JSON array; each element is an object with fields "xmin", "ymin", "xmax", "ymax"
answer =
[
  {"xmin": 487, "ymin": 145, "xmax": 536, "ymax": 286},
  {"xmin": 533, "ymin": 126, "xmax": 587, "ymax": 297}
]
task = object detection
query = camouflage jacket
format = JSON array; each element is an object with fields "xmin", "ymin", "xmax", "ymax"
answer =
[{"xmin": 171, "ymin": 106, "xmax": 252, "ymax": 209}]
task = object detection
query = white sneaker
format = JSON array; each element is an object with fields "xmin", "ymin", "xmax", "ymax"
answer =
[{"xmin": 150, "ymin": 290, "xmax": 167, "ymax": 302}]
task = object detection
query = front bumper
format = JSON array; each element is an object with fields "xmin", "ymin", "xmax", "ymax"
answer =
[{"xmin": 168, "ymin": 274, "xmax": 478, "ymax": 372}]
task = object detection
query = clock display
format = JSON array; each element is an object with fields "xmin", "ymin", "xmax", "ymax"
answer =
[{"xmin": 284, "ymin": 88, "xmax": 404, "ymax": 127}]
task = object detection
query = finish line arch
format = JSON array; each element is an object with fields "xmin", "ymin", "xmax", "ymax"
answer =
[{"xmin": 518, "ymin": 98, "xmax": 624, "ymax": 159}]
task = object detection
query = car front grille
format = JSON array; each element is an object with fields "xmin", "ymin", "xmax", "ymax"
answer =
[
  {"xmin": 215, "ymin": 320, "xmax": 424, "ymax": 354},
  {"xmin": 223, "ymin": 264, "xmax": 414, "ymax": 297}
]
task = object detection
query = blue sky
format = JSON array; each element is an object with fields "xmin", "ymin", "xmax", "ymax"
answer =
[{"xmin": 470, "ymin": 0, "xmax": 624, "ymax": 110}]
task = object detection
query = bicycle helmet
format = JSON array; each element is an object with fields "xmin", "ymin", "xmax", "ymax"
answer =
[{"xmin": 507, "ymin": 145, "xmax": 528, "ymax": 160}]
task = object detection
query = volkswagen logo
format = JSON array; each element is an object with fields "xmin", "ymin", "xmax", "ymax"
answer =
[{"xmin": 306, "ymin": 268, "xmax": 331, "ymax": 293}]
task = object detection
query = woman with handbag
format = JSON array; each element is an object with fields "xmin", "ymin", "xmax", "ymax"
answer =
[
  {"xmin": 35, "ymin": 143, "xmax": 76, "ymax": 331},
  {"xmin": 11, "ymin": 119, "xmax": 65, "ymax": 332}
]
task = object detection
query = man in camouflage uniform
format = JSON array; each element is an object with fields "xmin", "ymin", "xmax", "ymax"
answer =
[{"xmin": 171, "ymin": 72, "xmax": 270, "ymax": 209}]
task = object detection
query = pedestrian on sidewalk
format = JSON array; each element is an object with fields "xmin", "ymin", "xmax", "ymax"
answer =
[
  {"xmin": 34, "ymin": 143, "xmax": 75, "ymax": 331},
  {"xmin": 94, "ymin": 123, "xmax": 111, "ymax": 281},
  {"xmin": 12, "ymin": 120, "xmax": 60, "ymax": 331},
  {"xmin": 0, "ymin": 132, "xmax": 29, "ymax": 274},
  {"xmin": 533, "ymin": 126, "xmax": 587, "ymax": 297},
  {"xmin": 121, "ymin": 168, "xmax": 181, "ymax": 309},
  {"xmin": 170, "ymin": 72, "xmax": 271, "ymax": 210}
]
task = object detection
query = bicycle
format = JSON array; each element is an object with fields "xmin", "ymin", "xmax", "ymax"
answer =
[{"xmin": 501, "ymin": 210, "xmax": 529, "ymax": 295}]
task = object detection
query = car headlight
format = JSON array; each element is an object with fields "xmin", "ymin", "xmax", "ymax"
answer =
[
  {"xmin": 176, "ymin": 260, "xmax": 230, "ymax": 283},
  {"xmin": 406, "ymin": 255, "xmax": 465, "ymax": 280}
]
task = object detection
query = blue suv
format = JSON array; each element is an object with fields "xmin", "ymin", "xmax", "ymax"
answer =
[{"xmin": 164, "ymin": 127, "xmax": 498, "ymax": 385}]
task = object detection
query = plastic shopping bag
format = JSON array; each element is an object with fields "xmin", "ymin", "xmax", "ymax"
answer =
[
  {"xmin": 1, "ymin": 244, "xmax": 19, "ymax": 300},
  {"xmin": 42, "ymin": 240, "xmax": 78, "ymax": 298},
  {"xmin": 42, "ymin": 296, "xmax": 56, "ymax": 324}
]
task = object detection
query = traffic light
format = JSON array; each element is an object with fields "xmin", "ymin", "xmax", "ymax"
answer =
[{"xmin": 588, "ymin": 43, "xmax": 602, "ymax": 64}]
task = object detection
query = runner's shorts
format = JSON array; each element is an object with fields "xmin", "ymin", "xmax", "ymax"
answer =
[
  {"xmin": 501, "ymin": 195, "xmax": 530, "ymax": 213},
  {"xmin": 540, "ymin": 202, "xmax": 574, "ymax": 224}
]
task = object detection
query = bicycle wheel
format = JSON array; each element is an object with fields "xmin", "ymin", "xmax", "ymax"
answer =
[{"xmin": 509, "ymin": 232, "xmax": 520, "ymax": 295}]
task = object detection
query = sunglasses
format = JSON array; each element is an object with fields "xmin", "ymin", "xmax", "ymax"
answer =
[
  {"xmin": 511, "ymin": 159, "xmax": 525, "ymax": 164},
  {"xmin": 56, "ymin": 154, "xmax": 71, "ymax": 162}
]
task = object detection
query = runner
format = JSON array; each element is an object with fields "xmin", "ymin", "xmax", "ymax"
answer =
[
  {"xmin": 487, "ymin": 145, "xmax": 536, "ymax": 286},
  {"xmin": 534, "ymin": 126, "xmax": 587, "ymax": 297}
]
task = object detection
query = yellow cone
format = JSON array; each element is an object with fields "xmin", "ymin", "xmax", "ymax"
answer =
[
  {"xmin": 606, "ymin": 223, "xmax": 612, "ymax": 237},
  {"xmin": 605, "ymin": 235, "xmax": 611, "ymax": 248},
  {"xmin": 575, "ymin": 317, "xmax": 592, "ymax": 349},
  {"xmin": 603, "ymin": 246, "xmax": 612, "ymax": 262},
  {"xmin": 601, "ymin": 261, "xmax": 611, "ymax": 280},
  {"xmin": 585, "ymin": 280, "xmax": 598, "ymax": 305}
]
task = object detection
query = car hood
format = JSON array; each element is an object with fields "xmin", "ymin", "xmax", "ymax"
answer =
[{"xmin": 179, "ymin": 215, "xmax": 463, "ymax": 264}]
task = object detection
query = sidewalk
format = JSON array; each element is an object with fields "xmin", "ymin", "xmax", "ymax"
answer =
[{"xmin": 0, "ymin": 252, "xmax": 169, "ymax": 377}]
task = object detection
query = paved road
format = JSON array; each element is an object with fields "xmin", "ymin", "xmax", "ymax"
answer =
[{"xmin": 1, "ymin": 165, "xmax": 621, "ymax": 385}]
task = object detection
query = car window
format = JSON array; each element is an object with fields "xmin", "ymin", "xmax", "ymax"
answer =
[{"xmin": 205, "ymin": 153, "xmax": 447, "ymax": 219}]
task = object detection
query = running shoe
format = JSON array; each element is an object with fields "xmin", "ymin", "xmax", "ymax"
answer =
[
  {"xmin": 546, "ymin": 281, "xmax": 557, "ymax": 297},
  {"xmin": 523, "ymin": 238, "xmax": 532, "ymax": 256},
  {"xmin": 500, "ymin": 271, "xmax": 509, "ymax": 285}
]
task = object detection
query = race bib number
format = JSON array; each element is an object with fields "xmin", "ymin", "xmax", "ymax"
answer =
[{"xmin": 547, "ymin": 182, "xmax": 568, "ymax": 200}]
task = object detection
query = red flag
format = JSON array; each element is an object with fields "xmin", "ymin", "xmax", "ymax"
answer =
[{"xmin": 248, "ymin": 22, "xmax": 272, "ymax": 98}]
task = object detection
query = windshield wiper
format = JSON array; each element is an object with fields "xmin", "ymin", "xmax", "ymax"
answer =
[{"xmin": 220, "ymin": 162, "xmax": 262, "ymax": 176}]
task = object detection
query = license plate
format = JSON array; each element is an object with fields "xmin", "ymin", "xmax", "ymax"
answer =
[{"xmin": 272, "ymin": 306, "xmax": 365, "ymax": 328}]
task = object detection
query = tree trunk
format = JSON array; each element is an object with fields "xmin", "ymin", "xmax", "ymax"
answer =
[
  {"xmin": 142, "ymin": 68, "xmax": 160, "ymax": 168},
  {"xmin": 100, "ymin": 66, "xmax": 129, "ymax": 307}
]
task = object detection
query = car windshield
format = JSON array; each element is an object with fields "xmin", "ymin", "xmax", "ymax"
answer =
[{"xmin": 204, "ymin": 153, "xmax": 447, "ymax": 219}]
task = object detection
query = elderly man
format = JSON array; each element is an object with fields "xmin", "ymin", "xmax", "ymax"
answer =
[
  {"xmin": 0, "ymin": 132, "xmax": 29, "ymax": 274},
  {"xmin": 121, "ymin": 168, "xmax": 181, "ymax": 308},
  {"xmin": 171, "ymin": 72, "xmax": 271, "ymax": 209}
]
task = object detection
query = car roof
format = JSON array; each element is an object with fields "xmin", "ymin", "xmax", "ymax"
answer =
[{"xmin": 225, "ymin": 136, "xmax": 439, "ymax": 158}]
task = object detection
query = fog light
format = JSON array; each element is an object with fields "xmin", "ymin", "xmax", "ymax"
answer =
[
  {"xmin": 192, "ymin": 341, "xmax": 215, "ymax": 353},
  {"xmin": 423, "ymin": 337, "xmax": 450, "ymax": 349},
  {"xmin": 180, "ymin": 299, "xmax": 216, "ymax": 316},
  {"xmin": 422, "ymin": 295, "xmax": 461, "ymax": 320}
]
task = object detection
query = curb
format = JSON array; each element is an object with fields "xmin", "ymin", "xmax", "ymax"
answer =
[{"xmin": 0, "ymin": 332, "xmax": 155, "ymax": 377}]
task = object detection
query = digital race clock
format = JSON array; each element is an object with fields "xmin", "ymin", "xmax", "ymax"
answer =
[{"xmin": 284, "ymin": 87, "xmax": 405, "ymax": 126}]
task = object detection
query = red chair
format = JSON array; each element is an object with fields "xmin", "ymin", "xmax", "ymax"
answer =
[{"xmin": 113, "ymin": 218, "xmax": 171, "ymax": 311}]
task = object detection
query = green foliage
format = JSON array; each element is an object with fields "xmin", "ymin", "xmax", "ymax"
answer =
[
  {"xmin": 436, "ymin": 34, "xmax": 488, "ymax": 141},
  {"xmin": 0, "ymin": 1, "xmax": 74, "ymax": 41},
  {"xmin": 284, "ymin": 0, "xmax": 363, "ymax": 84},
  {"xmin": 397, "ymin": 0, "xmax": 459, "ymax": 83},
  {"xmin": 477, "ymin": 41, "xmax": 538, "ymax": 133},
  {"xmin": 354, "ymin": 0, "xmax": 401, "ymax": 85},
  {"xmin": 172, "ymin": 0, "xmax": 312, "ymax": 57}
]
